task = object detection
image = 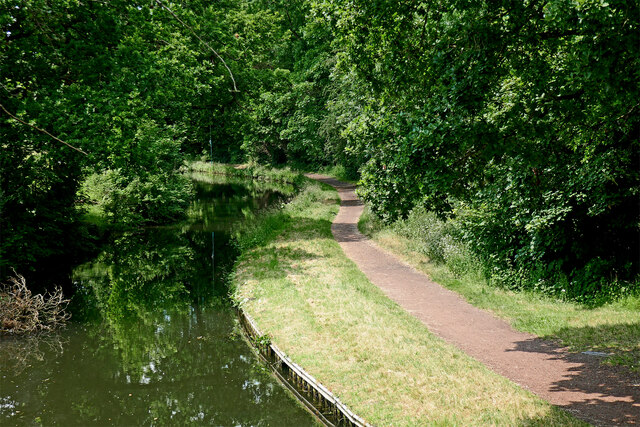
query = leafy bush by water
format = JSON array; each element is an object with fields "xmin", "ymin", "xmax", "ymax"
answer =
[{"xmin": 81, "ymin": 169, "xmax": 193, "ymax": 227}]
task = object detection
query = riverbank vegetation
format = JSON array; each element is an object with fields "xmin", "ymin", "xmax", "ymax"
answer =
[
  {"xmin": 3, "ymin": 0, "xmax": 637, "ymax": 306},
  {"xmin": 232, "ymin": 179, "xmax": 583, "ymax": 425},
  {"xmin": 189, "ymin": 161, "xmax": 304, "ymax": 186},
  {"xmin": 359, "ymin": 207, "xmax": 640, "ymax": 372}
]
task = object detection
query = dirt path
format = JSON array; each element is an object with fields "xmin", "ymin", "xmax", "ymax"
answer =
[{"xmin": 308, "ymin": 174, "xmax": 639, "ymax": 426}]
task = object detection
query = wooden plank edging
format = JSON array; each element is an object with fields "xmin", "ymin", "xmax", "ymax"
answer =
[{"xmin": 237, "ymin": 308, "xmax": 372, "ymax": 427}]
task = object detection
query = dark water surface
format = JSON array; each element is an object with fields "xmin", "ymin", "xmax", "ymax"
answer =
[{"xmin": 0, "ymin": 176, "xmax": 316, "ymax": 426}]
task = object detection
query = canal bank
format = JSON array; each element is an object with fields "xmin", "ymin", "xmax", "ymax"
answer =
[
  {"xmin": 0, "ymin": 173, "xmax": 317, "ymax": 426},
  {"xmin": 231, "ymin": 177, "xmax": 583, "ymax": 426}
]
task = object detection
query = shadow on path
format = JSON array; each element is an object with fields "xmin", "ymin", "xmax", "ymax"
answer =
[
  {"xmin": 308, "ymin": 173, "xmax": 640, "ymax": 426},
  {"xmin": 510, "ymin": 337, "xmax": 640, "ymax": 424},
  {"xmin": 339, "ymin": 199, "xmax": 364, "ymax": 207},
  {"xmin": 332, "ymin": 222, "xmax": 367, "ymax": 243}
]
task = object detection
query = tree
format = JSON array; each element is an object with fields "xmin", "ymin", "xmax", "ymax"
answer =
[
  {"xmin": 328, "ymin": 0, "xmax": 639, "ymax": 295},
  {"xmin": 1, "ymin": 0, "xmax": 240, "ymax": 278}
]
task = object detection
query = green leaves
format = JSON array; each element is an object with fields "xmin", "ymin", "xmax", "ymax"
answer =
[
  {"xmin": 315, "ymin": 0, "xmax": 640, "ymax": 295},
  {"xmin": 2, "ymin": 0, "xmax": 637, "ymax": 297},
  {"xmin": 1, "ymin": 0, "xmax": 243, "ymax": 275}
]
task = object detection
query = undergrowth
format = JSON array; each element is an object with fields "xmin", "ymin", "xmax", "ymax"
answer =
[{"xmin": 359, "ymin": 205, "xmax": 640, "ymax": 373}]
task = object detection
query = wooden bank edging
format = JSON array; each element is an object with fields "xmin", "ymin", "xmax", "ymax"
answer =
[{"xmin": 237, "ymin": 308, "xmax": 371, "ymax": 427}]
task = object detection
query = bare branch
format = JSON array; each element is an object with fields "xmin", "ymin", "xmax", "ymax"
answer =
[
  {"xmin": 0, "ymin": 103, "xmax": 88, "ymax": 155},
  {"xmin": 154, "ymin": 0, "xmax": 239, "ymax": 93},
  {"xmin": 1, "ymin": 272, "xmax": 71, "ymax": 335}
]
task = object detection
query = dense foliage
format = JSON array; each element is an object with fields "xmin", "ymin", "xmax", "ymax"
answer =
[
  {"xmin": 330, "ymin": 0, "xmax": 640, "ymax": 298},
  {"xmin": 238, "ymin": 0, "xmax": 640, "ymax": 298},
  {"xmin": 2, "ymin": 0, "xmax": 638, "ymax": 298},
  {"xmin": 1, "ymin": 0, "xmax": 282, "ymax": 277}
]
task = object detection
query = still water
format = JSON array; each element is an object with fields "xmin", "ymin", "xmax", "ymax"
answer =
[{"xmin": 0, "ymin": 175, "xmax": 317, "ymax": 426}]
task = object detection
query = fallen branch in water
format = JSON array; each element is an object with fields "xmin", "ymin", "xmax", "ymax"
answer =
[{"xmin": 0, "ymin": 272, "xmax": 71, "ymax": 334}]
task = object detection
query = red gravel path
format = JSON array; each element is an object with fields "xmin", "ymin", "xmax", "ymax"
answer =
[{"xmin": 309, "ymin": 174, "xmax": 639, "ymax": 426}]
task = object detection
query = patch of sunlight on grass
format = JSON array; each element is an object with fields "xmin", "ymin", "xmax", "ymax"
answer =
[
  {"xmin": 233, "ymin": 179, "xmax": 585, "ymax": 426},
  {"xmin": 80, "ymin": 204, "xmax": 107, "ymax": 228}
]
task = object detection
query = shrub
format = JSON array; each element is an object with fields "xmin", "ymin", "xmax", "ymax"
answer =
[
  {"xmin": 391, "ymin": 207, "xmax": 482, "ymax": 277},
  {"xmin": 81, "ymin": 169, "xmax": 193, "ymax": 226}
]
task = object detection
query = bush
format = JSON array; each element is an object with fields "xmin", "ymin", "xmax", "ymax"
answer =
[
  {"xmin": 391, "ymin": 207, "xmax": 482, "ymax": 278},
  {"xmin": 81, "ymin": 169, "xmax": 193, "ymax": 226}
]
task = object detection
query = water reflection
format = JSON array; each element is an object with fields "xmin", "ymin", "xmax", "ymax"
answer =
[
  {"xmin": 0, "ymin": 176, "xmax": 315, "ymax": 426},
  {"xmin": 1, "ymin": 309, "xmax": 313, "ymax": 425}
]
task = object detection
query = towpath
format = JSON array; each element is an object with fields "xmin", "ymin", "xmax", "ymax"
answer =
[{"xmin": 308, "ymin": 174, "xmax": 639, "ymax": 426}]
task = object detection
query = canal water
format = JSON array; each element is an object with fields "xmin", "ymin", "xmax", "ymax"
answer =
[{"xmin": 0, "ymin": 175, "xmax": 317, "ymax": 426}]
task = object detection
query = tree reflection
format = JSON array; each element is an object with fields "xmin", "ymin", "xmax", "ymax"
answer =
[
  {"xmin": 71, "ymin": 227, "xmax": 216, "ymax": 375},
  {"xmin": 0, "ymin": 180, "xmax": 311, "ymax": 425},
  {"xmin": 0, "ymin": 306, "xmax": 312, "ymax": 425}
]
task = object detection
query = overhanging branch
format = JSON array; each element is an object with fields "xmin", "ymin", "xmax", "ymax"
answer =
[
  {"xmin": 154, "ymin": 0, "xmax": 239, "ymax": 93},
  {"xmin": 0, "ymin": 103, "xmax": 88, "ymax": 155}
]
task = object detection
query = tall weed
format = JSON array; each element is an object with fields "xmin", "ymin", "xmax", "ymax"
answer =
[{"xmin": 390, "ymin": 207, "xmax": 482, "ymax": 278}]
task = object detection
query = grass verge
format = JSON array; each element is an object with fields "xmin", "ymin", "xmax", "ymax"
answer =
[
  {"xmin": 231, "ymin": 179, "xmax": 584, "ymax": 426},
  {"xmin": 358, "ymin": 206, "xmax": 640, "ymax": 373},
  {"xmin": 189, "ymin": 160, "xmax": 305, "ymax": 185}
]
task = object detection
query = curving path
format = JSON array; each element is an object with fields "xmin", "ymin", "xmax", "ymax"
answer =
[{"xmin": 308, "ymin": 174, "xmax": 639, "ymax": 426}]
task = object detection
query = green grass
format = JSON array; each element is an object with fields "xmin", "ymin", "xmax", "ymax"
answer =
[
  {"xmin": 358, "ymin": 206, "xmax": 640, "ymax": 373},
  {"xmin": 80, "ymin": 203, "xmax": 108, "ymax": 228},
  {"xmin": 232, "ymin": 180, "xmax": 585, "ymax": 426},
  {"xmin": 188, "ymin": 160, "xmax": 304, "ymax": 185}
]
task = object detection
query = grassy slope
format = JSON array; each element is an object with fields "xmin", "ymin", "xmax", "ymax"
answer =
[
  {"xmin": 358, "ymin": 207, "xmax": 640, "ymax": 373},
  {"xmin": 233, "ymin": 180, "xmax": 584, "ymax": 426}
]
